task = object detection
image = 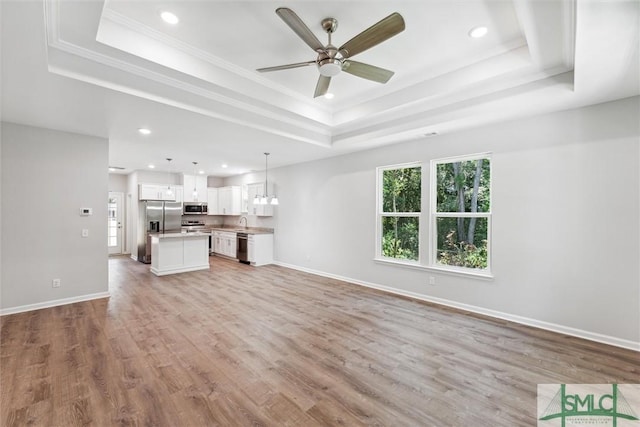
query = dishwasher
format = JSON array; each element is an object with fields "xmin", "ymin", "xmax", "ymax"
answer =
[{"xmin": 236, "ymin": 233, "xmax": 249, "ymax": 264}]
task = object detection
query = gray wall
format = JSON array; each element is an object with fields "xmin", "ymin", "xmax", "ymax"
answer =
[
  {"xmin": 232, "ymin": 97, "xmax": 640, "ymax": 346},
  {"xmin": 1, "ymin": 122, "xmax": 109, "ymax": 311}
]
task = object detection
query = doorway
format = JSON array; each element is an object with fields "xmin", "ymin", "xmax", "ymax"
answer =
[{"xmin": 108, "ymin": 192, "xmax": 124, "ymax": 255}]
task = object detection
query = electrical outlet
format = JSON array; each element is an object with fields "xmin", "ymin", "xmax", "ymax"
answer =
[
  {"xmin": 52, "ymin": 278, "xmax": 61, "ymax": 288},
  {"xmin": 428, "ymin": 276, "xmax": 436, "ymax": 286},
  {"xmin": 81, "ymin": 229, "xmax": 89, "ymax": 238}
]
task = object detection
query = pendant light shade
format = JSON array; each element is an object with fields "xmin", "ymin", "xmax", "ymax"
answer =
[
  {"xmin": 166, "ymin": 158, "xmax": 173, "ymax": 196},
  {"xmin": 258, "ymin": 153, "xmax": 278, "ymax": 206},
  {"xmin": 192, "ymin": 161, "xmax": 198, "ymax": 199}
]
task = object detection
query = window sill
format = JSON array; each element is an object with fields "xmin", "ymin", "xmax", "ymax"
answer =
[{"xmin": 373, "ymin": 258, "xmax": 494, "ymax": 281}]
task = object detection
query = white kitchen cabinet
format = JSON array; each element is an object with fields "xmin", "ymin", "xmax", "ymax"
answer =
[
  {"xmin": 212, "ymin": 231, "xmax": 222, "ymax": 253},
  {"xmin": 223, "ymin": 232, "xmax": 237, "ymax": 257},
  {"xmin": 218, "ymin": 186, "xmax": 241, "ymax": 215},
  {"xmin": 247, "ymin": 182, "xmax": 274, "ymax": 216},
  {"xmin": 150, "ymin": 233, "xmax": 209, "ymax": 276},
  {"xmin": 173, "ymin": 185, "xmax": 184, "ymax": 204},
  {"xmin": 241, "ymin": 184, "xmax": 249, "ymax": 214},
  {"xmin": 248, "ymin": 233, "xmax": 273, "ymax": 266},
  {"xmin": 212, "ymin": 231, "xmax": 236, "ymax": 258},
  {"xmin": 139, "ymin": 184, "xmax": 177, "ymax": 201},
  {"xmin": 207, "ymin": 188, "xmax": 219, "ymax": 215},
  {"xmin": 183, "ymin": 174, "xmax": 208, "ymax": 203}
]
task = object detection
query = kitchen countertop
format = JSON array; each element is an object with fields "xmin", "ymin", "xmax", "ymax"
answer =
[
  {"xmin": 207, "ymin": 227, "xmax": 274, "ymax": 235},
  {"xmin": 151, "ymin": 231, "xmax": 211, "ymax": 239}
]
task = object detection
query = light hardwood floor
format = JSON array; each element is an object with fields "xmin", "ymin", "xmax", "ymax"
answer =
[{"xmin": 1, "ymin": 256, "xmax": 638, "ymax": 426}]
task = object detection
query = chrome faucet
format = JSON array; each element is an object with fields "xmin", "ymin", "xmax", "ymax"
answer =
[{"xmin": 239, "ymin": 216, "xmax": 247, "ymax": 228}]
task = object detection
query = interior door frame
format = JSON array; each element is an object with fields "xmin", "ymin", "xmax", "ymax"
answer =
[{"xmin": 108, "ymin": 191, "xmax": 125, "ymax": 255}]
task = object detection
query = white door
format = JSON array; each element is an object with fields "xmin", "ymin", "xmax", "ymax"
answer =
[{"xmin": 108, "ymin": 192, "xmax": 124, "ymax": 255}]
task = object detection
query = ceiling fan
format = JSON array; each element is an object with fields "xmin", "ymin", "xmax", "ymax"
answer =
[{"xmin": 257, "ymin": 8, "xmax": 405, "ymax": 98}]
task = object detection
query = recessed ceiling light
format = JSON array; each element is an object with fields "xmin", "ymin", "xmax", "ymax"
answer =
[
  {"xmin": 469, "ymin": 26, "xmax": 488, "ymax": 38},
  {"xmin": 138, "ymin": 128, "xmax": 151, "ymax": 135},
  {"xmin": 161, "ymin": 11, "xmax": 179, "ymax": 25},
  {"xmin": 324, "ymin": 93, "xmax": 335, "ymax": 99},
  {"xmin": 148, "ymin": 164, "xmax": 155, "ymax": 169},
  {"xmin": 198, "ymin": 170, "xmax": 205, "ymax": 174},
  {"xmin": 221, "ymin": 164, "xmax": 228, "ymax": 168}
]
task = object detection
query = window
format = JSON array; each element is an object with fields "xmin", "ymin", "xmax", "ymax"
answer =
[
  {"xmin": 430, "ymin": 154, "xmax": 491, "ymax": 273},
  {"xmin": 376, "ymin": 164, "xmax": 421, "ymax": 262}
]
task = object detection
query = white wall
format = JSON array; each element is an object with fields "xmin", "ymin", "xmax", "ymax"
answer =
[
  {"xmin": 108, "ymin": 173, "xmax": 127, "ymax": 193},
  {"xmin": 207, "ymin": 176, "xmax": 224, "ymax": 187},
  {"xmin": 1, "ymin": 122, "xmax": 109, "ymax": 312},
  {"xmin": 246, "ymin": 97, "xmax": 640, "ymax": 348}
]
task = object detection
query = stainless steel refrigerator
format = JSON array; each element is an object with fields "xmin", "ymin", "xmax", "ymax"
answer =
[{"xmin": 137, "ymin": 201, "xmax": 182, "ymax": 263}]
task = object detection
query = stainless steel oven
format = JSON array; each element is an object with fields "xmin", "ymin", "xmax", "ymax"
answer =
[{"xmin": 237, "ymin": 233, "xmax": 249, "ymax": 264}]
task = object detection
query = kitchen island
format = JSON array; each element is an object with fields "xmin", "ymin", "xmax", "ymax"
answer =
[{"xmin": 150, "ymin": 232, "xmax": 210, "ymax": 276}]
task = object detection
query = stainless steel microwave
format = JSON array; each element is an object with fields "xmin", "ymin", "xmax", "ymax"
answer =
[{"xmin": 183, "ymin": 202, "xmax": 207, "ymax": 215}]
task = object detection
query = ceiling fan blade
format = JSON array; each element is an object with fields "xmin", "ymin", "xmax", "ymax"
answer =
[
  {"xmin": 276, "ymin": 8, "xmax": 325, "ymax": 53},
  {"xmin": 314, "ymin": 75, "xmax": 331, "ymax": 98},
  {"xmin": 338, "ymin": 12, "xmax": 405, "ymax": 58},
  {"xmin": 342, "ymin": 60, "xmax": 394, "ymax": 83},
  {"xmin": 257, "ymin": 61, "xmax": 316, "ymax": 73}
]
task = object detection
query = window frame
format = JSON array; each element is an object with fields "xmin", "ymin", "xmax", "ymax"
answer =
[
  {"xmin": 429, "ymin": 153, "xmax": 492, "ymax": 276},
  {"xmin": 375, "ymin": 162, "xmax": 422, "ymax": 265}
]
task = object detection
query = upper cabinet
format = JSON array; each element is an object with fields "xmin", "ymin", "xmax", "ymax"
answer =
[
  {"xmin": 139, "ymin": 184, "xmax": 177, "ymax": 201},
  {"xmin": 173, "ymin": 185, "xmax": 184, "ymax": 204},
  {"xmin": 247, "ymin": 182, "xmax": 274, "ymax": 217},
  {"xmin": 183, "ymin": 174, "xmax": 208, "ymax": 203},
  {"xmin": 207, "ymin": 187, "xmax": 219, "ymax": 215},
  {"xmin": 241, "ymin": 184, "xmax": 249, "ymax": 214},
  {"xmin": 218, "ymin": 186, "xmax": 241, "ymax": 215}
]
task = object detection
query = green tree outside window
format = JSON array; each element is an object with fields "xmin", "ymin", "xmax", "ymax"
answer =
[
  {"xmin": 433, "ymin": 157, "xmax": 491, "ymax": 270},
  {"xmin": 380, "ymin": 166, "xmax": 421, "ymax": 261}
]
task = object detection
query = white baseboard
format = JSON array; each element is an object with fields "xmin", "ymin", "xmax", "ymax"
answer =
[
  {"xmin": 150, "ymin": 264, "xmax": 210, "ymax": 276},
  {"xmin": 273, "ymin": 261, "xmax": 640, "ymax": 352},
  {"xmin": 130, "ymin": 254, "xmax": 138, "ymax": 261},
  {"xmin": 0, "ymin": 291, "xmax": 111, "ymax": 316}
]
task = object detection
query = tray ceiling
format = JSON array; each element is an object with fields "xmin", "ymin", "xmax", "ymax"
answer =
[{"xmin": 1, "ymin": 0, "xmax": 638, "ymax": 175}]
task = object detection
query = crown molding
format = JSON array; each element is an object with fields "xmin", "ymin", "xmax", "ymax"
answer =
[
  {"xmin": 43, "ymin": 1, "xmax": 334, "ymax": 147},
  {"xmin": 100, "ymin": 7, "xmax": 324, "ymax": 111}
]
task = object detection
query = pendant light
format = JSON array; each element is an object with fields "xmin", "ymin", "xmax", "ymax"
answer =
[
  {"xmin": 192, "ymin": 161, "xmax": 198, "ymax": 200},
  {"xmin": 255, "ymin": 153, "xmax": 279, "ymax": 205},
  {"xmin": 166, "ymin": 158, "xmax": 173, "ymax": 197}
]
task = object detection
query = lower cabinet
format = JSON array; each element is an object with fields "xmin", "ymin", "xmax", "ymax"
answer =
[
  {"xmin": 248, "ymin": 234, "xmax": 273, "ymax": 266},
  {"xmin": 211, "ymin": 230, "xmax": 273, "ymax": 265},
  {"xmin": 212, "ymin": 231, "xmax": 237, "ymax": 258}
]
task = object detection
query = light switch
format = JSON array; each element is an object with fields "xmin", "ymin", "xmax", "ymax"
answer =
[{"xmin": 81, "ymin": 229, "xmax": 89, "ymax": 238}]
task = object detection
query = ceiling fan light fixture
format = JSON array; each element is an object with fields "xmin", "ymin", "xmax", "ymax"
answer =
[
  {"xmin": 257, "ymin": 9, "xmax": 405, "ymax": 97},
  {"xmin": 318, "ymin": 58, "xmax": 342, "ymax": 77}
]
